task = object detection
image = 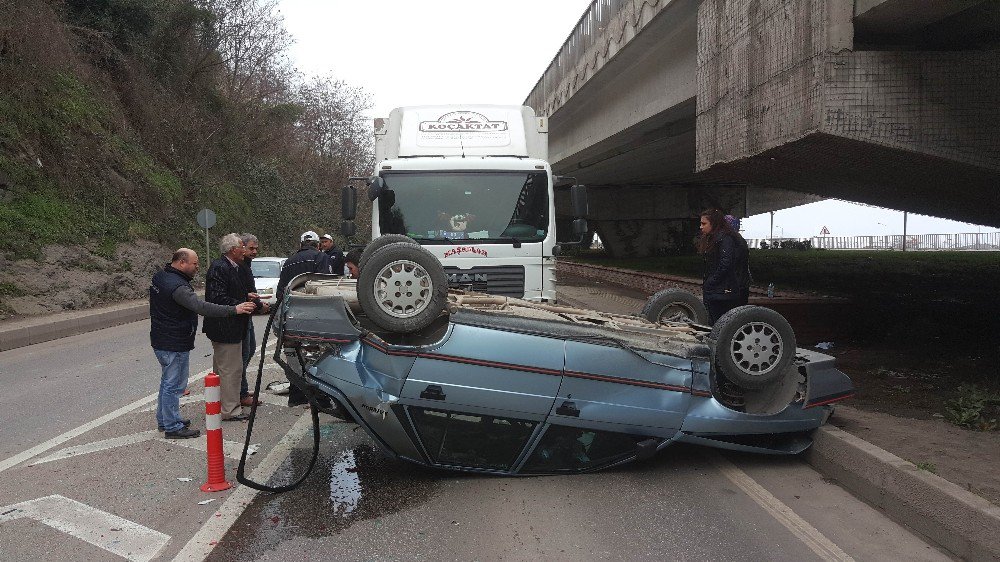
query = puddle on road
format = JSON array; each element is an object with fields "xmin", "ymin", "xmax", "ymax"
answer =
[{"xmin": 209, "ymin": 423, "xmax": 439, "ymax": 561}]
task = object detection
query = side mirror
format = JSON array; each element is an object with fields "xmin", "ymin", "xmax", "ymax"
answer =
[
  {"xmin": 572, "ymin": 218, "xmax": 588, "ymax": 237},
  {"xmin": 341, "ymin": 185, "xmax": 357, "ymax": 220},
  {"xmin": 367, "ymin": 176, "xmax": 385, "ymax": 201},
  {"xmin": 341, "ymin": 220, "xmax": 357, "ymax": 237},
  {"xmin": 570, "ymin": 184, "xmax": 588, "ymax": 218}
]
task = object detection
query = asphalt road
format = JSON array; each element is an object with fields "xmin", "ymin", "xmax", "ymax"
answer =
[{"xmin": 0, "ymin": 289, "xmax": 952, "ymax": 561}]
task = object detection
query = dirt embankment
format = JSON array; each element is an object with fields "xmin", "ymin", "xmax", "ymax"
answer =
[{"xmin": 0, "ymin": 241, "xmax": 170, "ymax": 319}]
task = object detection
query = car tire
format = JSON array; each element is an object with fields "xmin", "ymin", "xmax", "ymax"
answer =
[
  {"xmin": 357, "ymin": 242, "xmax": 448, "ymax": 333},
  {"xmin": 710, "ymin": 305, "xmax": 796, "ymax": 390},
  {"xmin": 357, "ymin": 234, "xmax": 419, "ymax": 273},
  {"xmin": 640, "ymin": 288, "xmax": 710, "ymax": 325}
]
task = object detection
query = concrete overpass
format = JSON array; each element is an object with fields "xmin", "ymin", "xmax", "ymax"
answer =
[{"xmin": 527, "ymin": 0, "xmax": 1000, "ymax": 256}]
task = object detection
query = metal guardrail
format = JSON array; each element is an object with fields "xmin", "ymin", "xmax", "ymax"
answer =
[
  {"xmin": 747, "ymin": 232, "xmax": 1000, "ymax": 251},
  {"xmin": 524, "ymin": 0, "xmax": 627, "ymax": 114}
]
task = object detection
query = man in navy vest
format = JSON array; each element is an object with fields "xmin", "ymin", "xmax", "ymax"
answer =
[{"xmin": 150, "ymin": 248, "xmax": 255, "ymax": 438}]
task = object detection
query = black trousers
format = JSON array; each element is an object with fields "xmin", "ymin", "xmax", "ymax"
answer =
[{"xmin": 705, "ymin": 296, "xmax": 740, "ymax": 325}]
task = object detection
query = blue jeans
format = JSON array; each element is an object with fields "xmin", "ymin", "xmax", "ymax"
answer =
[
  {"xmin": 241, "ymin": 322, "xmax": 256, "ymax": 398},
  {"xmin": 154, "ymin": 349, "xmax": 190, "ymax": 432}
]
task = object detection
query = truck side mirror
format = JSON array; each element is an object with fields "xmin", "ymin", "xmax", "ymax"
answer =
[
  {"xmin": 341, "ymin": 220, "xmax": 357, "ymax": 237},
  {"xmin": 570, "ymin": 184, "xmax": 588, "ymax": 218},
  {"xmin": 572, "ymin": 218, "xmax": 588, "ymax": 237},
  {"xmin": 341, "ymin": 185, "xmax": 357, "ymax": 220},
  {"xmin": 367, "ymin": 176, "xmax": 385, "ymax": 201}
]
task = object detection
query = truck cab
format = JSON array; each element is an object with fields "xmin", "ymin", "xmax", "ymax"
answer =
[{"xmin": 368, "ymin": 105, "xmax": 563, "ymax": 302}]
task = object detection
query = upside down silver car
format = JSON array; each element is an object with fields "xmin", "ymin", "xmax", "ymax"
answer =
[{"xmin": 272, "ymin": 237, "xmax": 853, "ymax": 475}]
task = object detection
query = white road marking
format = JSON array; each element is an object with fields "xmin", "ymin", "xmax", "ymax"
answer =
[
  {"xmin": 30, "ymin": 431, "xmax": 161, "ymax": 466},
  {"xmin": 0, "ymin": 494, "xmax": 170, "ymax": 562},
  {"xmin": 0, "ymin": 369, "xmax": 211, "ymax": 474},
  {"xmin": 172, "ymin": 411, "xmax": 314, "ymax": 561},
  {"xmin": 31, "ymin": 431, "xmax": 250, "ymax": 466},
  {"xmin": 711, "ymin": 453, "xmax": 855, "ymax": 562}
]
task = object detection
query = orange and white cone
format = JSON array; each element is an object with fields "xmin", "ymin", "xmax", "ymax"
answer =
[{"xmin": 201, "ymin": 372, "xmax": 232, "ymax": 492}]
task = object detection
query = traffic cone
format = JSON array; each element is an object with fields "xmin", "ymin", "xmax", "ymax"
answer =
[{"xmin": 201, "ymin": 372, "xmax": 232, "ymax": 492}]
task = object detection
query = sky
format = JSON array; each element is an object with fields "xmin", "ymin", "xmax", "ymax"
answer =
[{"xmin": 277, "ymin": 0, "xmax": 997, "ymax": 240}]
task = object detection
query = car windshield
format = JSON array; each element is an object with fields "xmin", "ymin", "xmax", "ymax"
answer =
[
  {"xmin": 251, "ymin": 261, "xmax": 281, "ymax": 278},
  {"xmin": 377, "ymin": 171, "xmax": 549, "ymax": 243}
]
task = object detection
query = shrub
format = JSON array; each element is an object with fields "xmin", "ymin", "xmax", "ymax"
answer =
[{"xmin": 944, "ymin": 384, "xmax": 1000, "ymax": 431}]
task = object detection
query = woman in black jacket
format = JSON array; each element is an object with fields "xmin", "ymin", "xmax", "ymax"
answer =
[{"xmin": 696, "ymin": 209, "xmax": 751, "ymax": 324}]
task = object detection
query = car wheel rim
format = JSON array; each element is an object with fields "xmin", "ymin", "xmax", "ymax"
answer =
[
  {"xmin": 729, "ymin": 322, "xmax": 783, "ymax": 376},
  {"xmin": 373, "ymin": 259, "xmax": 432, "ymax": 318},
  {"xmin": 658, "ymin": 304, "xmax": 693, "ymax": 323}
]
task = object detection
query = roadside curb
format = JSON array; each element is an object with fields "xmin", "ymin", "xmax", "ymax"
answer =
[
  {"xmin": 807, "ymin": 425, "xmax": 1000, "ymax": 561},
  {"xmin": 0, "ymin": 301, "xmax": 148, "ymax": 352}
]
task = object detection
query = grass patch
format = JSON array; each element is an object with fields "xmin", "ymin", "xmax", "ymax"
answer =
[
  {"xmin": 944, "ymin": 384, "xmax": 1000, "ymax": 431},
  {"xmin": 914, "ymin": 461, "xmax": 937, "ymax": 474},
  {"xmin": 0, "ymin": 282, "xmax": 26, "ymax": 297}
]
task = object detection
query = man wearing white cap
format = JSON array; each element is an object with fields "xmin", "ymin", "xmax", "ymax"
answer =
[
  {"xmin": 319, "ymin": 233, "xmax": 346, "ymax": 276},
  {"xmin": 275, "ymin": 230, "xmax": 333, "ymax": 407}
]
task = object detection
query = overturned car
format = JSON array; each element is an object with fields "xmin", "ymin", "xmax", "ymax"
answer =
[{"xmin": 272, "ymin": 237, "xmax": 853, "ymax": 475}]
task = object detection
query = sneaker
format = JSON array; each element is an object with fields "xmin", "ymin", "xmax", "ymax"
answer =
[
  {"xmin": 158, "ymin": 419, "xmax": 192, "ymax": 432},
  {"xmin": 164, "ymin": 427, "xmax": 201, "ymax": 439}
]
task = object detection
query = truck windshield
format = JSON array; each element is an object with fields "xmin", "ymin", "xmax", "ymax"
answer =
[{"xmin": 377, "ymin": 171, "xmax": 549, "ymax": 243}]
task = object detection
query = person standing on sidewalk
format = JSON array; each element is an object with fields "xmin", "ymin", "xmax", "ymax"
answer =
[
  {"xmin": 203, "ymin": 234, "xmax": 257, "ymax": 421},
  {"xmin": 150, "ymin": 248, "xmax": 255, "ymax": 439},
  {"xmin": 696, "ymin": 209, "xmax": 751, "ymax": 324},
  {"xmin": 238, "ymin": 233, "xmax": 268, "ymax": 407}
]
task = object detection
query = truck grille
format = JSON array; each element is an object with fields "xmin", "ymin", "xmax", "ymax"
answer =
[{"xmin": 443, "ymin": 266, "xmax": 525, "ymax": 297}]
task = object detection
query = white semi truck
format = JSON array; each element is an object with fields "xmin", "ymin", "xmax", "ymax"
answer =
[{"xmin": 343, "ymin": 105, "xmax": 587, "ymax": 302}]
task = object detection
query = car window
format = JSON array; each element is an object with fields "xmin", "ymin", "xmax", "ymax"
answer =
[
  {"xmin": 251, "ymin": 261, "xmax": 281, "ymax": 278},
  {"xmin": 521, "ymin": 425, "xmax": 642, "ymax": 473},
  {"xmin": 407, "ymin": 407, "xmax": 536, "ymax": 471}
]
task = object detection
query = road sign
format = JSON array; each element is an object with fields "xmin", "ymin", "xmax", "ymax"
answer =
[
  {"xmin": 820, "ymin": 226, "xmax": 830, "ymax": 235},
  {"xmin": 197, "ymin": 208, "xmax": 217, "ymax": 229}
]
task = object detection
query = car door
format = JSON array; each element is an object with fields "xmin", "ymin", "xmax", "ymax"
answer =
[
  {"xmin": 553, "ymin": 340, "xmax": 693, "ymax": 430},
  {"xmin": 398, "ymin": 321, "xmax": 564, "ymax": 472},
  {"xmin": 514, "ymin": 340, "xmax": 693, "ymax": 473}
]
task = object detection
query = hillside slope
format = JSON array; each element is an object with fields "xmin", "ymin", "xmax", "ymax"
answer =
[{"xmin": 0, "ymin": 0, "xmax": 372, "ymax": 318}]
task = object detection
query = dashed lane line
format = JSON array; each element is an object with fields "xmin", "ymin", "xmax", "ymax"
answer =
[
  {"xmin": 2, "ymin": 339, "xmax": 282, "ymax": 474},
  {"xmin": 0, "ymin": 494, "xmax": 171, "ymax": 562},
  {"xmin": 0, "ymin": 369, "xmax": 211, "ymax": 474},
  {"xmin": 29, "ymin": 431, "xmax": 250, "ymax": 466}
]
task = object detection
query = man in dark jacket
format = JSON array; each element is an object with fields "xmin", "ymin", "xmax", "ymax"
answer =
[
  {"xmin": 238, "ymin": 233, "xmax": 268, "ymax": 407},
  {"xmin": 276, "ymin": 231, "xmax": 333, "ymax": 407},
  {"xmin": 275, "ymin": 231, "xmax": 332, "ymax": 302},
  {"xmin": 150, "ymin": 248, "xmax": 254, "ymax": 438},
  {"xmin": 203, "ymin": 233, "xmax": 257, "ymax": 421},
  {"xmin": 320, "ymin": 233, "xmax": 346, "ymax": 276}
]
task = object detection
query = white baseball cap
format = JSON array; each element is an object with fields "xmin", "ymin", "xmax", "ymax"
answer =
[
  {"xmin": 300, "ymin": 230, "xmax": 319, "ymax": 242},
  {"xmin": 320, "ymin": 233, "xmax": 335, "ymax": 241}
]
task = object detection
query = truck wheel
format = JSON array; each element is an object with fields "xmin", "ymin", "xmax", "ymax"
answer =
[
  {"xmin": 641, "ymin": 288, "xmax": 710, "ymax": 325},
  {"xmin": 358, "ymin": 234, "xmax": 419, "ymax": 273},
  {"xmin": 357, "ymin": 242, "xmax": 448, "ymax": 333},
  {"xmin": 710, "ymin": 306, "xmax": 796, "ymax": 390}
]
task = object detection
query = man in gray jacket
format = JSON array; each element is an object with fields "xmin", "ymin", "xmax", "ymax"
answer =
[{"xmin": 150, "ymin": 248, "xmax": 255, "ymax": 438}]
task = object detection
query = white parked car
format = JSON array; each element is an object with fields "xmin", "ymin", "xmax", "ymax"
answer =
[{"xmin": 250, "ymin": 257, "xmax": 285, "ymax": 305}]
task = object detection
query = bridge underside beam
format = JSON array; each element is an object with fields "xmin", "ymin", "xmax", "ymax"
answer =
[{"xmin": 556, "ymin": 183, "xmax": 819, "ymax": 257}]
